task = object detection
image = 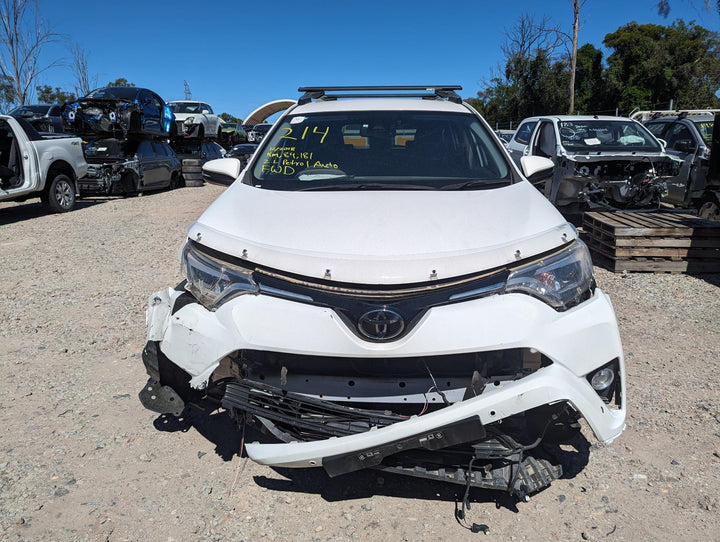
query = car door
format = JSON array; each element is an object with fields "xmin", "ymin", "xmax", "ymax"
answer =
[
  {"xmin": 507, "ymin": 120, "xmax": 538, "ymax": 167},
  {"xmin": 139, "ymin": 90, "xmax": 162, "ymax": 135},
  {"xmin": 661, "ymin": 122, "xmax": 698, "ymax": 204},
  {"xmin": 527, "ymin": 120, "xmax": 560, "ymax": 200},
  {"xmin": 136, "ymin": 140, "xmax": 160, "ymax": 188},
  {"xmin": 202, "ymin": 103, "xmax": 219, "ymax": 135},
  {"xmin": 0, "ymin": 119, "xmax": 28, "ymax": 194}
]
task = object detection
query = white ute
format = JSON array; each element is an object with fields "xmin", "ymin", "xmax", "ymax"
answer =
[
  {"xmin": 140, "ymin": 86, "xmax": 625, "ymax": 502},
  {"xmin": 0, "ymin": 115, "xmax": 87, "ymax": 212}
]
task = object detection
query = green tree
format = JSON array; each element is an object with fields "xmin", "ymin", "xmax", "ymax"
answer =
[
  {"xmin": 603, "ymin": 20, "xmax": 720, "ymax": 113},
  {"xmin": 220, "ymin": 112, "xmax": 242, "ymax": 123},
  {"xmin": 36, "ymin": 85, "xmax": 75, "ymax": 104},
  {"xmin": 573, "ymin": 44, "xmax": 607, "ymax": 114},
  {"xmin": 0, "ymin": 73, "xmax": 14, "ymax": 111},
  {"xmin": 107, "ymin": 78, "xmax": 134, "ymax": 87}
]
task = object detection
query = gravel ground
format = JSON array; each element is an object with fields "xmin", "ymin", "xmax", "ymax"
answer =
[{"xmin": 1, "ymin": 186, "xmax": 719, "ymax": 542}]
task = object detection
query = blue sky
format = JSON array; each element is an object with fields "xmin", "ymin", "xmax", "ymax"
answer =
[{"xmin": 36, "ymin": 0, "xmax": 719, "ymax": 122}]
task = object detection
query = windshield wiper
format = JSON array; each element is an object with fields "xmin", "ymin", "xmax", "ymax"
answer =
[
  {"xmin": 440, "ymin": 179, "xmax": 510, "ymax": 190},
  {"xmin": 298, "ymin": 183, "xmax": 434, "ymax": 191}
]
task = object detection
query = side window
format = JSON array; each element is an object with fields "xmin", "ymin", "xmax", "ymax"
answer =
[
  {"xmin": 49, "ymin": 106, "xmax": 61, "ymax": 116},
  {"xmin": 514, "ymin": 121, "xmax": 536, "ymax": 145},
  {"xmin": 138, "ymin": 141, "xmax": 154, "ymax": 157},
  {"xmin": 664, "ymin": 123, "xmax": 694, "ymax": 151},
  {"xmin": 203, "ymin": 103, "xmax": 213, "ymax": 114},
  {"xmin": 645, "ymin": 122, "xmax": 667, "ymax": 139},
  {"xmin": 152, "ymin": 142, "xmax": 168, "ymax": 156}
]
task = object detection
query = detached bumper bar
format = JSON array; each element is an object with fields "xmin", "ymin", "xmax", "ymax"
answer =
[{"xmin": 244, "ymin": 362, "xmax": 624, "ymax": 469}]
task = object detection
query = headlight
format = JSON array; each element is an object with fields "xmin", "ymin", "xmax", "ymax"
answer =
[
  {"xmin": 181, "ymin": 243, "xmax": 258, "ymax": 310},
  {"xmin": 184, "ymin": 116, "xmax": 195, "ymax": 125},
  {"xmin": 505, "ymin": 240, "xmax": 594, "ymax": 310}
]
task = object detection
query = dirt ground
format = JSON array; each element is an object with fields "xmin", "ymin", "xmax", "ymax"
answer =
[{"xmin": 1, "ymin": 185, "xmax": 719, "ymax": 542}]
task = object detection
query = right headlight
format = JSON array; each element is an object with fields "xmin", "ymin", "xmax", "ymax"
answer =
[
  {"xmin": 181, "ymin": 243, "xmax": 258, "ymax": 311},
  {"xmin": 504, "ymin": 240, "xmax": 594, "ymax": 311}
]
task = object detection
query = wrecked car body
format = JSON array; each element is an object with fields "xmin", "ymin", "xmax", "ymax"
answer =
[
  {"xmin": 642, "ymin": 110, "xmax": 720, "ymax": 221},
  {"xmin": 140, "ymin": 86, "xmax": 626, "ymax": 502},
  {"xmin": 80, "ymin": 138, "xmax": 180, "ymax": 195},
  {"xmin": 62, "ymin": 87, "xmax": 174, "ymax": 138},
  {"xmin": 521, "ymin": 115, "xmax": 680, "ymax": 217},
  {"xmin": 167, "ymin": 101, "xmax": 221, "ymax": 140}
]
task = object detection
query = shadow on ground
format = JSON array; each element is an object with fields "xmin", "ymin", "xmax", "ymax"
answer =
[
  {"xmin": 154, "ymin": 404, "xmax": 591, "ymax": 513},
  {"xmin": 0, "ymin": 198, "xmax": 105, "ymax": 225}
]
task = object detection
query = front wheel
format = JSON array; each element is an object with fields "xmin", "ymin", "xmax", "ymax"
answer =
[
  {"xmin": 698, "ymin": 195, "xmax": 720, "ymax": 221},
  {"xmin": 41, "ymin": 174, "xmax": 76, "ymax": 212}
]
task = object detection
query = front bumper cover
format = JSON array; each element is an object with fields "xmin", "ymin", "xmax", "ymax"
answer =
[{"xmin": 142, "ymin": 283, "xmax": 625, "ymax": 458}]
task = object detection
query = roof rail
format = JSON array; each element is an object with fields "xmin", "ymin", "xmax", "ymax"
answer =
[
  {"xmin": 629, "ymin": 109, "xmax": 720, "ymax": 121},
  {"xmin": 297, "ymin": 86, "xmax": 463, "ymax": 105}
]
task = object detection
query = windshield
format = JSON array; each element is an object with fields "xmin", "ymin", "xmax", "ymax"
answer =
[
  {"xmin": 558, "ymin": 120, "xmax": 661, "ymax": 153},
  {"xmin": 85, "ymin": 87, "xmax": 139, "ymax": 100},
  {"xmin": 252, "ymin": 111, "xmax": 510, "ymax": 191},
  {"xmin": 168, "ymin": 102, "xmax": 202, "ymax": 114},
  {"xmin": 253, "ymin": 124, "xmax": 272, "ymax": 133},
  {"xmin": 694, "ymin": 120, "xmax": 713, "ymax": 144},
  {"xmin": 9, "ymin": 105, "xmax": 51, "ymax": 116}
]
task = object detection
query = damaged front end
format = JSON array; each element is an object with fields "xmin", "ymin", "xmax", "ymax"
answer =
[
  {"xmin": 139, "ymin": 239, "xmax": 625, "ymax": 502},
  {"xmin": 63, "ymin": 99, "xmax": 137, "ymax": 138},
  {"xmin": 549, "ymin": 154, "xmax": 681, "ymax": 210},
  {"xmin": 79, "ymin": 159, "xmax": 140, "ymax": 195}
]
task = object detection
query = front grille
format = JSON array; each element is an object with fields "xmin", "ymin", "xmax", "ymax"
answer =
[{"xmin": 190, "ymin": 240, "xmax": 509, "ymax": 342}]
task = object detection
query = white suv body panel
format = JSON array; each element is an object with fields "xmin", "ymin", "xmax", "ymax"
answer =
[{"xmin": 189, "ymin": 180, "xmax": 576, "ymax": 285}]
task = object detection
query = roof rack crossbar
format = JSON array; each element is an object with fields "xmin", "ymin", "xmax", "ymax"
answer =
[{"xmin": 298, "ymin": 86, "xmax": 463, "ymax": 105}]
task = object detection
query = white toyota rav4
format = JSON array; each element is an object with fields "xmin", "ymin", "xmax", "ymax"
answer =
[{"xmin": 140, "ymin": 86, "xmax": 625, "ymax": 502}]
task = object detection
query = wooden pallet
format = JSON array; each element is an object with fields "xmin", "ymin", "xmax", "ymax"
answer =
[{"xmin": 581, "ymin": 211, "xmax": 720, "ymax": 273}]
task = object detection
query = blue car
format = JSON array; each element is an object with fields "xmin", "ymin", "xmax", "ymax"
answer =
[{"xmin": 62, "ymin": 87, "xmax": 175, "ymax": 138}]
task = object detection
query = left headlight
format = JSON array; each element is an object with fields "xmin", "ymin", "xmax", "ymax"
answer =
[
  {"xmin": 505, "ymin": 240, "xmax": 594, "ymax": 311},
  {"xmin": 184, "ymin": 116, "xmax": 195, "ymax": 125},
  {"xmin": 181, "ymin": 243, "xmax": 258, "ymax": 311}
]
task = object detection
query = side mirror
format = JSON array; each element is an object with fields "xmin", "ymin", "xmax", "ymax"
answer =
[
  {"xmin": 201, "ymin": 109, "xmax": 210, "ymax": 114},
  {"xmin": 520, "ymin": 155, "xmax": 554, "ymax": 183},
  {"xmin": 202, "ymin": 157, "xmax": 242, "ymax": 186}
]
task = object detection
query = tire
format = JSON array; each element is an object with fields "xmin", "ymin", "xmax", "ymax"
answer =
[
  {"xmin": 182, "ymin": 171, "xmax": 204, "ymax": 187},
  {"xmin": 698, "ymin": 195, "xmax": 720, "ymax": 221},
  {"xmin": 42, "ymin": 174, "xmax": 76, "ymax": 213},
  {"xmin": 168, "ymin": 173, "xmax": 180, "ymax": 190}
]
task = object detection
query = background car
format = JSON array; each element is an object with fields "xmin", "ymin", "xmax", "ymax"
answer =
[
  {"xmin": 642, "ymin": 111, "xmax": 719, "ymax": 219},
  {"xmin": 7, "ymin": 104, "xmax": 64, "ymax": 132},
  {"xmin": 522, "ymin": 115, "xmax": 680, "ymax": 218},
  {"xmin": 494, "ymin": 129, "xmax": 514, "ymax": 147},
  {"xmin": 80, "ymin": 138, "xmax": 181, "ymax": 195},
  {"xmin": 225, "ymin": 142, "xmax": 258, "ymax": 169},
  {"xmin": 168, "ymin": 101, "xmax": 221, "ymax": 140},
  {"xmin": 247, "ymin": 122, "xmax": 272, "ymax": 142},
  {"xmin": 62, "ymin": 87, "xmax": 174, "ymax": 138},
  {"xmin": 170, "ymin": 139, "xmax": 226, "ymax": 186},
  {"xmin": 506, "ymin": 116, "xmax": 540, "ymax": 166},
  {"xmin": 219, "ymin": 122, "xmax": 248, "ymax": 148}
]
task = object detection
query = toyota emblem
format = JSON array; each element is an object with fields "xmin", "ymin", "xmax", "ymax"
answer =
[{"xmin": 357, "ymin": 308, "xmax": 405, "ymax": 341}]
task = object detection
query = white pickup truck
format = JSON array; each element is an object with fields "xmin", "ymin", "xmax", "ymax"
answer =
[{"xmin": 0, "ymin": 114, "xmax": 87, "ymax": 212}]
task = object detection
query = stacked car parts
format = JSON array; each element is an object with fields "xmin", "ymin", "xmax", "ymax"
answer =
[{"xmin": 62, "ymin": 86, "xmax": 180, "ymax": 195}]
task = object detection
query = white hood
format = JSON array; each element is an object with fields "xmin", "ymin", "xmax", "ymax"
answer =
[{"xmin": 187, "ymin": 181, "xmax": 576, "ymax": 284}]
